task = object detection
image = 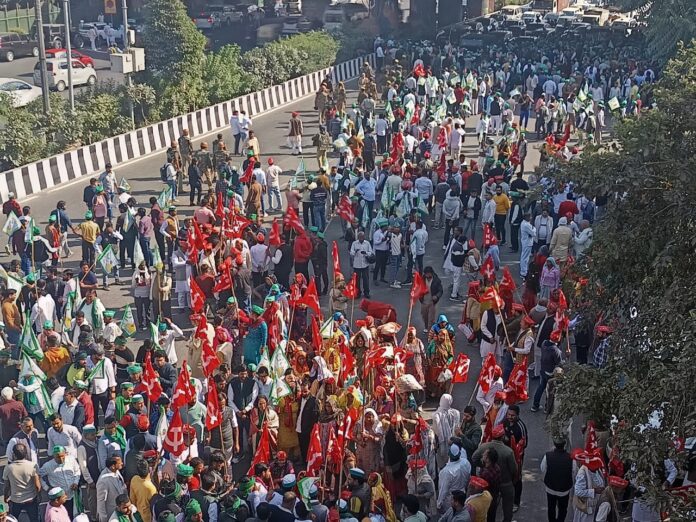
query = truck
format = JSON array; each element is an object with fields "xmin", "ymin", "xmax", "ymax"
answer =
[{"xmin": 581, "ymin": 7, "xmax": 609, "ymax": 26}]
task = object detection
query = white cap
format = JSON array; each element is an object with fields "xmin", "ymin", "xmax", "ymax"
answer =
[
  {"xmin": 1, "ymin": 387, "xmax": 13, "ymax": 400},
  {"xmin": 449, "ymin": 444, "xmax": 461, "ymax": 458}
]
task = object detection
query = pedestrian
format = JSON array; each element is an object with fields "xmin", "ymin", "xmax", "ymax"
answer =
[
  {"xmin": 44, "ymin": 487, "xmax": 71, "ymax": 522},
  {"xmin": 540, "ymin": 437, "xmax": 573, "ymax": 522},
  {"xmin": 419, "ymin": 266, "xmax": 442, "ymax": 334},
  {"xmin": 2, "ymin": 442, "xmax": 40, "ymax": 521},
  {"xmin": 76, "ymin": 211, "xmax": 100, "ymax": 266},
  {"xmin": 350, "ymin": 231, "xmax": 373, "ymax": 299},
  {"xmin": 531, "ymin": 340, "xmax": 562, "ymax": 413},
  {"xmin": 472, "ymin": 428, "xmax": 517, "ymax": 522},
  {"xmin": 95, "ymin": 455, "xmax": 127, "ymax": 522},
  {"xmin": 288, "ymin": 112, "xmax": 304, "ymax": 155},
  {"xmin": 519, "ymin": 212, "xmax": 536, "ymax": 279},
  {"xmin": 372, "ymin": 220, "xmax": 390, "ymax": 286}
]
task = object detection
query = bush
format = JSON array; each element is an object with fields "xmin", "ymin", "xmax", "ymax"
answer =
[
  {"xmin": 282, "ymin": 32, "xmax": 339, "ymax": 75},
  {"xmin": 241, "ymin": 42, "xmax": 306, "ymax": 91},
  {"xmin": 203, "ymin": 45, "xmax": 251, "ymax": 105}
]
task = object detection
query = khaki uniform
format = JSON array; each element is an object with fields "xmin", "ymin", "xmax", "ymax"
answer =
[{"xmin": 194, "ymin": 148, "xmax": 214, "ymax": 191}]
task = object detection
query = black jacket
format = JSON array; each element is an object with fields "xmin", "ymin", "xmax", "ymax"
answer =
[
  {"xmin": 298, "ymin": 395, "xmax": 319, "ymax": 434},
  {"xmin": 420, "ymin": 273, "xmax": 443, "ymax": 303},
  {"xmin": 156, "ymin": 363, "xmax": 177, "ymax": 396}
]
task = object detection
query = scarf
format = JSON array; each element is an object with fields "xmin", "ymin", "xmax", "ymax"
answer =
[
  {"xmin": 115, "ymin": 396, "xmax": 130, "ymax": 422},
  {"xmin": 118, "ymin": 510, "xmax": 143, "ymax": 522},
  {"xmin": 106, "ymin": 425, "xmax": 127, "ymax": 454}
]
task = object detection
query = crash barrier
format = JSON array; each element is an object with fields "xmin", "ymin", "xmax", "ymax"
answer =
[{"xmin": 0, "ymin": 53, "xmax": 376, "ymax": 202}]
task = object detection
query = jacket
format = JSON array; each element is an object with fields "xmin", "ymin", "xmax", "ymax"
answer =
[
  {"xmin": 298, "ymin": 395, "xmax": 319, "ymax": 434},
  {"xmin": 549, "ymin": 225, "xmax": 573, "ymax": 262},
  {"xmin": 293, "ymin": 234, "xmax": 314, "ymax": 263},
  {"xmin": 419, "ymin": 273, "xmax": 443, "ymax": 303},
  {"xmin": 96, "ymin": 469, "xmax": 127, "ymax": 522},
  {"xmin": 443, "ymin": 195, "xmax": 463, "ymax": 221},
  {"xmin": 458, "ymin": 421, "xmax": 482, "ymax": 462},
  {"xmin": 574, "ymin": 228, "xmax": 593, "ymax": 258},
  {"xmin": 472, "ymin": 441, "xmax": 517, "ymax": 485}
]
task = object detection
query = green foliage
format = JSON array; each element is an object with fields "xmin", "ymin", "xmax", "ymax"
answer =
[
  {"xmin": 203, "ymin": 45, "xmax": 251, "ymax": 105},
  {"xmin": 140, "ymin": 0, "xmax": 207, "ymax": 79},
  {"xmin": 241, "ymin": 41, "xmax": 306, "ymax": 91},
  {"xmin": 74, "ymin": 92, "xmax": 131, "ymax": 143},
  {"xmin": 140, "ymin": 0, "xmax": 208, "ymax": 117},
  {"xmin": 617, "ymin": 0, "xmax": 696, "ymax": 62},
  {"xmin": 335, "ymin": 27, "xmax": 372, "ymax": 62},
  {"xmin": 550, "ymin": 41, "xmax": 696, "ymax": 519},
  {"xmin": 282, "ymin": 32, "xmax": 339, "ymax": 75},
  {"xmin": 0, "ymin": 107, "xmax": 44, "ymax": 169},
  {"xmin": 124, "ymin": 83, "xmax": 158, "ymax": 125}
]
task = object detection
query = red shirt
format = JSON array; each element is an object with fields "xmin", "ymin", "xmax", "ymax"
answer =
[
  {"xmin": 78, "ymin": 392, "xmax": 95, "ymax": 426},
  {"xmin": 0, "ymin": 399, "xmax": 27, "ymax": 439},
  {"xmin": 293, "ymin": 234, "xmax": 313, "ymax": 263}
]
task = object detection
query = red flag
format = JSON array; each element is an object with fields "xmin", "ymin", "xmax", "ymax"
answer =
[
  {"xmin": 191, "ymin": 220, "xmax": 206, "ymax": 251},
  {"xmin": 437, "ymin": 127, "xmax": 447, "ymax": 150},
  {"xmin": 296, "ymin": 277, "xmax": 321, "ymax": 317},
  {"xmin": 338, "ymin": 407, "xmax": 359, "ymax": 447},
  {"xmin": 189, "ymin": 276, "xmax": 206, "ymax": 314},
  {"xmin": 339, "ymin": 335, "xmax": 354, "ymax": 379},
  {"xmin": 194, "ymin": 315, "xmax": 208, "ymax": 342},
  {"xmin": 326, "ymin": 425, "xmax": 341, "ymax": 465},
  {"xmin": 142, "ymin": 355, "xmax": 163, "ymax": 404},
  {"xmin": 504, "ymin": 358, "xmax": 528, "ymax": 403},
  {"xmin": 477, "ymin": 353, "xmax": 498, "ymax": 394},
  {"xmin": 343, "ymin": 273, "xmax": 358, "ymax": 299},
  {"xmin": 336, "ymin": 195, "xmax": 355, "ymax": 222},
  {"xmin": 162, "ymin": 409, "xmax": 186, "ymax": 456},
  {"xmin": 481, "ymin": 286, "xmax": 504, "ymax": 309},
  {"xmin": 585, "ymin": 420, "xmax": 598, "ymax": 452},
  {"xmin": 449, "ymin": 353, "xmax": 470, "ymax": 383},
  {"xmin": 409, "ymin": 416, "xmax": 429, "ymax": 455},
  {"xmin": 269, "ymin": 219, "xmax": 282, "ymax": 247},
  {"xmin": 480, "ymin": 255, "xmax": 495, "ymax": 280},
  {"xmin": 240, "ymin": 158, "xmax": 255, "ymax": 184},
  {"xmin": 201, "ymin": 338, "xmax": 220, "ymax": 377},
  {"xmin": 500, "ymin": 266, "xmax": 517, "ymax": 293},
  {"xmin": 557, "ymin": 290, "xmax": 568, "ymax": 313},
  {"xmin": 332, "ymin": 241, "xmax": 341, "ymax": 277},
  {"xmin": 213, "ymin": 269, "xmax": 232, "ymax": 293},
  {"xmin": 225, "ymin": 213, "xmax": 252, "ymax": 239},
  {"xmin": 410, "ymin": 271, "xmax": 428, "ymax": 304},
  {"xmin": 306, "ymin": 424, "xmax": 324, "ymax": 475},
  {"xmin": 283, "ymin": 206, "xmax": 304, "ymax": 234},
  {"xmin": 310, "ymin": 315, "xmax": 322, "ymax": 352},
  {"xmin": 248, "ymin": 425, "xmax": 271, "ymax": 475},
  {"xmin": 205, "ymin": 378, "xmax": 222, "ymax": 431},
  {"xmin": 172, "ymin": 360, "xmax": 195, "ymax": 409},
  {"xmin": 483, "ymin": 224, "xmax": 495, "ymax": 248},
  {"xmin": 436, "ymin": 152, "xmax": 447, "ymax": 177},
  {"xmin": 215, "ymin": 194, "xmax": 225, "ymax": 221}
]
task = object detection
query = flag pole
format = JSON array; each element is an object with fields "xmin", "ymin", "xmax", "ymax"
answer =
[
  {"xmin": 219, "ymin": 423, "xmax": 229, "ymax": 477},
  {"xmin": 467, "ymin": 382, "xmax": 479, "ymax": 406}
]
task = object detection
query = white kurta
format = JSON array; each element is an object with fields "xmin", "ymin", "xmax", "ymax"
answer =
[{"xmin": 572, "ymin": 466, "xmax": 605, "ymax": 522}]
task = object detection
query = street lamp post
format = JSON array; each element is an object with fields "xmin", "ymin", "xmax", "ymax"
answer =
[
  {"xmin": 122, "ymin": 0, "xmax": 135, "ymax": 128},
  {"xmin": 34, "ymin": 0, "xmax": 51, "ymax": 114},
  {"xmin": 63, "ymin": 0, "xmax": 75, "ymax": 111}
]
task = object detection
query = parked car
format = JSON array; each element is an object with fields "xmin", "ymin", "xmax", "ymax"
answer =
[
  {"xmin": 194, "ymin": 10, "xmax": 217, "ymax": 30},
  {"xmin": 44, "ymin": 48, "xmax": 95, "ymax": 67},
  {"xmin": 0, "ymin": 77, "xmax": 42, "ymax": 107},
  {"xmin": 281, "ymin": 15, "xmax": 314, "ymax": 36},
  {"xmin": 0, "ymin": 32, "xmax": 38, "ymax": 62},
  {"xmin": 215, "ymin": 5, "xmax": 246, "ymax": 25},
  {"xmin": 33, "ymin": 58, "xmax": 97, "ymax": 92}
]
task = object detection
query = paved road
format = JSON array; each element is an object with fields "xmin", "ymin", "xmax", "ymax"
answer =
[
  {"xmin": 5, "ymin": 82, "xmax": 566, "ymax": 521},
  {"xmin": 0, "ymin": 48, "xmax": 123, "ymax": 102}
]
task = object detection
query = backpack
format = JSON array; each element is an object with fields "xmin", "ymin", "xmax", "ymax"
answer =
[{"xmin": 160, "ymin": 163, "xmax": 169, "ymax": 182}]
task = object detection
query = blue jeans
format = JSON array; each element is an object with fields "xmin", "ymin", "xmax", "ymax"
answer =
[
  {"xmin": 268, "ymin": 186, "xmax": 282, "ymax": 210},
  {"xmin": 102, "ymin": 264, "xmax": 120, "ymax": 285},
  {"xmin": 533, "ymin": 372, "xmax": 550, "ymax": 408},
  {"xmin": 20, "ymin": 253, "xmax": 31, "ymax": 275},
  {"xmin": 389, "ymin": 254, "xmax": 401, "ymax": 283},
  {"xmin": 168, "ymin": 180, "xmax": 178, "ymax": 199},
  {"xmin": 462, "ymin": 217, "xmax": 477, "ymax": 243},
  {"xmin": 313, "ymin": 205, "xmax": 326, "ymax": 231},
  {"xmin": 520, "ymin": 110, "xmax": 530, "ymax": 129},
  {"xmin": 139, "ymin": 237, "xmax": 153, "ymax": 266}
]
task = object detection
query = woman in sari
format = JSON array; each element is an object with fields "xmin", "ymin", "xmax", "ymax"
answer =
[
  {"xmin": 355, "ymin": 408, "xmax": 383, "ymax": 472},
  {"xmin": 276, "ymin": 389, "xmax": 300, "ymax": 461},
  {"xmin": 368, "ymin": 472, "xmax": 396, "ymax": 522},
  {"xmin": 250, "ymin": 396, "xmax": 279, "ymax": 453},
  {"xmin": 289, "ymin": 343, "xmax": 310, "ymax": 379},
  {"xmin": 350, "ymin": 331, "xmax": 370, "ymax": 371},
  {"xmin": 401, "ymin": 326, "xmax": 426, "ymax": 386},
  {"xmin": 369, "ymin": 386, "xmax": 394, "ymax": 421},
  {"xmin": 425, "ymin": 329, "xmax": 454, "ymax": 398}
]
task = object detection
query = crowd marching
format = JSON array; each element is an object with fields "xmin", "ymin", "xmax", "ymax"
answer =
[{"xmin": 0, "ymin": 31, "xmax": 690, "ymax": 522}]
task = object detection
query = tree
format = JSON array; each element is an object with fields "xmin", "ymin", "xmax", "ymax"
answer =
[
  {"xmin": 241, "ymin": 42, "xmax": 306, "ymax": 91},
  {"xmin": 203, "ymin": 45, "xmax": 251, "ymax": 105},
  {"xmin": 618, "ymin": 0, "xmax": 696, "ymax": 61},
  {"xmin": 283, "ymin": 32, "xmax": 339, "ymax": 75},
  {"xmin": 140, "ymin": 0, "xmax": 207, "ymax": 117},
  {"xmin": 549, "ymin": 41, "xmax": 696, "ymax": 520}
]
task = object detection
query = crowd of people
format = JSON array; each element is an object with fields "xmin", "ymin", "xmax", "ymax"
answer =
[{"xmin": 0, "ymin": 29, "xmax": 692, "ymax": 522}]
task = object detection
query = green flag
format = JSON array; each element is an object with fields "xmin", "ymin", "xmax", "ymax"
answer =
[
  {"xmin": 133, "ymin": 239, "xmax": 145, "ymax": 268},
  {"xmin": 97, "ymin": 244, "xmax": 118, "ymax": 274},
  {"xmin": 258, "ymin": 346, "xmax": 271, "ymax": 371},
  {"xmin": 151, "ymin": 244, "xmax": 164, "ymax": 271},
  {"xmin": 63, "ymin": 291, "xmax": 74, "ymax": 332},
  {"xmin": 19, "ymin": 316, "xmax": 43, "ymax": 362},
  {"xmin": 120, "ymin": 304, "xmax": 137, "ymax": 337},
  {"xmin": 269, "ymin": 347, "xmax": 290, "ymax": 380},
  {"xmin": 119, "ymin": 177, "xmax": 131, "ymax": 192},
  {"xmin": 149, "ymin": 323, "xmax": 161, "ymax": 350},
  {"xmin": 385, "ymin": 101, "xmax": 395, "ymax": 123},
  {"xmin": 24, "ymin": 217, "xmax": 35, "ymax": 242},
  {"xmin": 123, "ymin": 210, "xmax": 135, "ymax": 233},
  {"xmin": 2, "ymin": 213, "xmax": 21, "ymax": 236},
  {"xmin": 157, "ymin": 186, "xmax": 173, "ymax": 210},
  {"xmin": 269, "ymin": 376, "xmax": 292, "ymax": 405},
  {"xmin": 86, "ymin": 358, "xmax": 105, "ymax": 382},
  {"xmin": 20, "ymin": 352, "xmax": 46, "ymax": 381},
  {"xmin": 608, "ymin": 97, "xmax": 620, "ymax": 111},
  {"xmin": 297, "ymin": 477, "xmax": 320, "ymax": 506},
  {"xmin": 290, "ymin": 158, "xmax": 307, "ymax": 190}
]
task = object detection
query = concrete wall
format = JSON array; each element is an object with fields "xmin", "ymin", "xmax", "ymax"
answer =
[{"xmin": 0, "ymin": 53, "xmax": 375, "ymax": 203}]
